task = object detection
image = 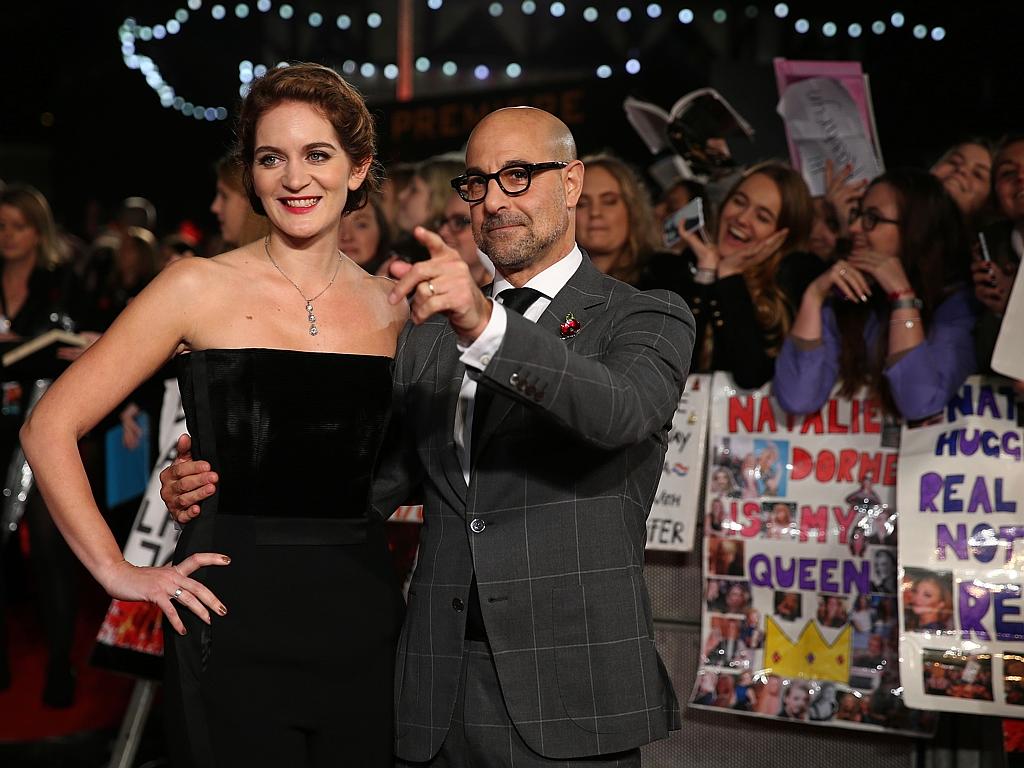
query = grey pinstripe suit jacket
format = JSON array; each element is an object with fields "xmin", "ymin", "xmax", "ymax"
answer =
[{"xmin": 373, "ymin": 255, "xmax": 695, "ymax": 761}]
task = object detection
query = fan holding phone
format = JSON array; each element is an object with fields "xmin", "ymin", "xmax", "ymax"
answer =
[{"xmin": 672, "ymin": 163, "xmax": 823, "ymax": 388}]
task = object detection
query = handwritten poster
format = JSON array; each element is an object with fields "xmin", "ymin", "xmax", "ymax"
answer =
[
  {"xmin": 647, "ymin": 374, "xmax": 711, "ymax": 552},
  {"xmin": 773, "ymin": 59, "xmax": 883, "ymax": 196},
  {"xmin": 691, "ymin": 373, "xmax": 935, "ymax": 735},
  {"xmin": 898, "ymin": 376, "xmax": 1024, "ymax": 715}
]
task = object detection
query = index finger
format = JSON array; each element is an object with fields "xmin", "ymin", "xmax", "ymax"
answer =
[
  {"xmin": 412, "ymin": 225, "xmax": 454, "ymax": 258},
  {"xmin": 387, "ymin": 227, "xmax": 457, "ymax": 304}
]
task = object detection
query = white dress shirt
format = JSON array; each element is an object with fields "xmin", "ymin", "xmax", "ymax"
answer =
[{"xmin": 454, "ymin": 245, "xmax": 584, "ymax": 484}]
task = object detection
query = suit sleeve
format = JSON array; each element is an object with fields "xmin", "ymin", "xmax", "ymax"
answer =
[
  {"xmin": 477, "ymin": 288, "xmax": 695, "ymax": 450},
  {"xmin": 370, "ymin": 323, "xmax": 426, "ymax": 520}
]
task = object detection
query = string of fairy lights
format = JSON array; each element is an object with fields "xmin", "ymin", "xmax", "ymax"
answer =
[{"xmin": 118, "ymin": 1, "xmax": 950, "ymax": 121}]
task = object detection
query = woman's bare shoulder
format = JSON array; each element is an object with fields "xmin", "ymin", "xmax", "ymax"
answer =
[
  {"xmin": 156, "ymin": 245, "xmax": 259, "ymax": 295},
  {"xmin": 366, "ymin": 273, "xmax": 410, "ymax": 325}
]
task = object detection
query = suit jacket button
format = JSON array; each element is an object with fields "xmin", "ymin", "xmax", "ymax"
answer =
[
  {"xmin": 509, "ymin": 372, "xmax": 520, "ymax": 386},
  {"xmin": 470, "ymin": 518, "xmax": 486, "ymax": 533},
  {"xmin": 452, "ymin": 597, "xmax": 465, "ymax": 612}
]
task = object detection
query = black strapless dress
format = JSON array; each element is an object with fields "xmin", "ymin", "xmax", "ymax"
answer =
[{"xmin": 163, "ymin": 349, "xmax": 404, "ymax": 768}]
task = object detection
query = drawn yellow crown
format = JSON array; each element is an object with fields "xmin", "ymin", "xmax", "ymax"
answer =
[{"xmin": 763, "ymin": 616, "xmax": 852, "ymax": 683}]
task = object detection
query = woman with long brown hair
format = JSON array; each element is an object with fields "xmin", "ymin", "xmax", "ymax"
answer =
[
  {"xmin": 774, "ymin": 168, "xmax": 975, "ymax": 420},
  {"xmin": 677, "ymin": 162, "xmax": 820, "ymax": 388}
]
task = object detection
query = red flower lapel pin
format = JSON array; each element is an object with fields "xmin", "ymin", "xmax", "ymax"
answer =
[{"xmin": 559, "ymin": 312, "xmax": 581, "ymax": 339}]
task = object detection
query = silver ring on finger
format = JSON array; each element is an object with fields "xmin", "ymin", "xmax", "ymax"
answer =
[
  {"xmin": 427, "ymin": 281, "xmax": 436, "ymax": 296},
  {"xmin": 839, "ymin": 267, "xmax": 847, "ymax": 276},
  {"xmin": 173, "ymin": 587, "xmax": 183, "ymax": 600}
]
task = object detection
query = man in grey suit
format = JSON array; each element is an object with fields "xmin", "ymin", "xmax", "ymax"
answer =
[{"xmin": 165, "ymin": 107, "xmax": 694, "ymax": 766}]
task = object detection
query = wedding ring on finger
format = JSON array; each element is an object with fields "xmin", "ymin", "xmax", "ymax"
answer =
[
  {"xmin": 427, "ymin": 282, "xmax": 436, "ymax": 296},
  {"xmin": 173, "ymin": 587, "xmax": 183, "ymax": 600},
  {"xmin": 839, "ymin": 267, "xmax": 847, "ymax": 276}
]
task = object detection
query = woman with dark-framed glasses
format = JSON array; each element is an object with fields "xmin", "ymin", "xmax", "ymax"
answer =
[{"xmin": 773, "ymin": 168, "xmax": 976, "ymax": 421}]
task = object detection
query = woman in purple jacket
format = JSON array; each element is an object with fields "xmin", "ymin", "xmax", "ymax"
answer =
[{"xmin": 773, "ymin": 168, "xmax": 975, "ymax": 421}]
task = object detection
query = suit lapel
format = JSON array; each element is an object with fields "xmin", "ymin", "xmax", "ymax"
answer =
[
  {"xmin": 473, "ymin": 255, "xmax": 610, "ymax": 464},
  {"xmin": 434, "ymin": 324, "xmax": 469, "ymax": 506},
  {"xmin": 537, "ymin": 254, "xmax": 608, "ymax": 338}
]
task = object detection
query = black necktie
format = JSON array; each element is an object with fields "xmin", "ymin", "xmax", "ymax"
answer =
[
  {"xmin": 465, "ymin": 286, "xmax": 543, "ymax": 641},
  {"xmin": 495, "ymin": 286, "xmax": 545, "ymax": 315}
]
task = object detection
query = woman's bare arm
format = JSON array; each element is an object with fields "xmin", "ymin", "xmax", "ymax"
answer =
[{"xmin": 21, "ymin": 258, "xmax": 229, "ymax": 634}]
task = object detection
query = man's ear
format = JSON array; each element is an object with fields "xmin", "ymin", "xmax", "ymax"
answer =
[{"xmin": 564, "ymin": 160, "xmax": 585, "ymax": 207}]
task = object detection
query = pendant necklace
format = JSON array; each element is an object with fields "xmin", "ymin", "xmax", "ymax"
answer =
[{"xmin": 264, "ymin": 235, "xmax": 342, "ymax": 337}]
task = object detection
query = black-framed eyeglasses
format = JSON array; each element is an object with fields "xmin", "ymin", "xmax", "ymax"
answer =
[
  {"xmin": 435, "ymin": 214, "xmax": 471, "ymax": 233},
  {"xmin": 451, "ymin": 161, "xmax": 568, "ymax": 203},
  {"xmin": 849, "ymin": 208, "xmax": 900, "ymax": 231}
]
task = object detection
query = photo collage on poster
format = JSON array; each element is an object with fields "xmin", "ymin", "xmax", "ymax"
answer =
[{"xmin": 692, "ymin": 376, "xmax": 935, "ymax": 734}]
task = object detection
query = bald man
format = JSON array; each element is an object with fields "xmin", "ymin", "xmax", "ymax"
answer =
[{"xmin": 164, "ymin": 107, "xmax": 693, "ymax": 766}]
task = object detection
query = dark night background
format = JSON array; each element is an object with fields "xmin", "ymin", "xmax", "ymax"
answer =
[{"xmin": 1, "ymin": 1, "xmax": 1019, "ymax": 242}]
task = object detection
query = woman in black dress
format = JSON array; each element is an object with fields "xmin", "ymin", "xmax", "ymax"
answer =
[{"xmin": 21, "ymin": 63, "xmax": 407, "ymax": 766}]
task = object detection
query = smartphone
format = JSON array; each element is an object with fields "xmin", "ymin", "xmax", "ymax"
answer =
[
  {"xmin": 977, "ymin": 232, "xmax": 992, "ymax": 262},
  {"xmin": 663, "ymin": 197, "xmax": 704, "ymax": 248}
]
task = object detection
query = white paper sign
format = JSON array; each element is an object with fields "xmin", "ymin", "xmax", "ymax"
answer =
[
  {"xmin": 991, "ymin": 265, "xmax": 1024, "ymax": 381},
  {"xmin": 119, "ymin": 379, "xmax": 185, "ymax": 568},
  {"xmin": 776, "ymin": 77, "xmax": 881, "ymax": 196},
  {"xmin": 646, "ymin": 374, "xmax": 712, "ymax": 552}
]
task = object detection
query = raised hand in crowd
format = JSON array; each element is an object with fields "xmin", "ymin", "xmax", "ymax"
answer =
[
  {"xmin": 846, "ymin": 247, "xmax": 914, "ymax": 296},
  {"xmin": 823, "ymin": 159, "xmax": 868, "ymax": 238},
  {"xmin": 678, "ymin": 225, "xmax": 789, "ymax": 279},
  {"xmin": 971, "ymin": 254, "xmax": 1017, "ymax": 316},
  {"xmin": 800, "ymin": 259, "xmax": 872, "ymax": 309}
]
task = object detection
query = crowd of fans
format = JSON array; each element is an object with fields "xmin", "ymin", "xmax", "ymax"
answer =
[{"xmin": 0, "ymin": 113, "xmax": 1020, "ymax": 715}]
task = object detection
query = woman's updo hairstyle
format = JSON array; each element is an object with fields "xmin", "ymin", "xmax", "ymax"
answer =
[{"xmin": 236, "ymin": 62, "xmax": 381, "ymax": 216}]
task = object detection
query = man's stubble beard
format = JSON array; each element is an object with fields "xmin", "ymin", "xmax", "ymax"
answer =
[{"xmin": 475, "ymin": 206, "xmax": 568, "ymax": 276}]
